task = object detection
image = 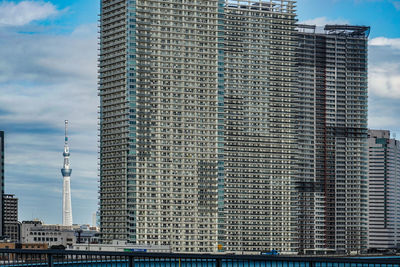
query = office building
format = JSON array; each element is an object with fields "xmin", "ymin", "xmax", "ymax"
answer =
[
  {"xmin": 367, "ymin": 130, "xmax": 400, "ymax": 249},
  {"xmin": 99, "ymin": 0, "xmax": 297, "ymax": 253},
  {"xmin": 20, "ymin": 221, "xmax": 100, "ymax": 249},
  {"xmin": 297, "ymin": 25, "xmax": 369, "ymax": 254},
  {"xmin": 0, "ymin": 131, "xmax": 4, "ymax": 237},
  {"xmin": 21, "ymin": 220, "xmax": 76, "ymax": 248},
  {"xmin": 2, "ymin": 194, "xmax": 19, "ymax": 242}
]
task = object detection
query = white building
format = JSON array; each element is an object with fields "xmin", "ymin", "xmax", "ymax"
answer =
[
  {"xmin": 21, "ymin": 221, "xmax": 100, "ymax": 249},
  {"xmin": 21, "ymin": 221, "xmax": 75, "ymax": 248},
  {"xmin": 70, "ymin": 240, "xmax": 170, "ymax": 252},
  {"xmin": 368, "ymin": 130, "xmax": 400, "ymax": 249}
]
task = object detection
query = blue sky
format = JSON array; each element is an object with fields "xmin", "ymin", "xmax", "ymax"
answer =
[
  {"xmin": 0, "ymin": 0, "xmax": 399, "ymax": 225},
  {"xmin": 298, "ymin": 0, "xmax": 400, "ymax": 38}
]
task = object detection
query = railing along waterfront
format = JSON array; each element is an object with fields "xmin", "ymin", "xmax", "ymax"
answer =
[{"xmin": 0, "ymin": 249, "xmax": 399, "ymax": 267}]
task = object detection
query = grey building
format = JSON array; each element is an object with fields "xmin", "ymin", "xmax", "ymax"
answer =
[
  {"xmin": 222, "ymin": 1, "xmax": 298, "ymax": 253},
  {"xmin": 0, "ymin": 131, "xmax": 4, "ymax": 237},
  {"xmin": 3, "ymin": 194, "xmax": 19, "ymax": 242},
  {"xmin": 99, "ymin": 0, "xmax": 297, "ymax": 253},
  {"xmin": 297, "ymin": 25, "xmax": 369, "ymax": 254},
  {"xmin": 368, "ymin": 130, "xmax": 400, "ymax": 249}
]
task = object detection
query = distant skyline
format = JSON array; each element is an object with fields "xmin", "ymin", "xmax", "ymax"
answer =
[{"xmin": 0, "ymin": 0, "xmax": 399, "ymax": 225}]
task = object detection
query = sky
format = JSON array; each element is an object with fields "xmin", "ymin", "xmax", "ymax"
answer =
[{"xmin": 0, "ymin": 0, "xmax": 399, "ymax": 225}]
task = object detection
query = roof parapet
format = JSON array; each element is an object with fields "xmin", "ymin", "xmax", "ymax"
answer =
[
  {"xmin": 324, "ymin": 25, "xmax": 370, "ymax": 37},
  {"xmin": 296, "ymin": 24, "xmax": 370, "ymax": 37}
]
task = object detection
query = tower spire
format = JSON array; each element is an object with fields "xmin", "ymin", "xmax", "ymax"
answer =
[
  {"xmin": 65, "ymin": 120, "xmax": 68, "ymax": 145},
  {"xmin": 61, "ymin": 120, "xmax": 73, "ymax": 226}
]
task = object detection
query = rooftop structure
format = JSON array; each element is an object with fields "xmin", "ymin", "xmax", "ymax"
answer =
[{"xmin": 297, "ymin": 24, "xmax": 371, "ymax": 37}]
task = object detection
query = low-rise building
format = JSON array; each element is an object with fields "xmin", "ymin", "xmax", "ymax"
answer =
[
  {"xmin": 21, "ymin": 221, "xmax": 101, "ymax": 249},
  {"xmin": 0, "ymin": 242, "xmax": 48, "ymax": 250},
  {"xmin": 21, "ymin": 221, "xmax": 76, "ymax": 248},
  {"xmin": 0, "ymin": 242, "xmax": 48, "ymax": 261},
  {"xmin": 70, "ymin": 240, "xmax": 170, "ymax": 252},
  {"xmin": 74, "ymin": 225, "xmax": 99, "ymax": 244}
]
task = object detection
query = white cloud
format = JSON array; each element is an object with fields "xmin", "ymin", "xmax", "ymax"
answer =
[
  {"xmin": 368, "ymin": 36, "xmax": 400, "ymax": 139},
  {"xmin": 299, "ymin": 16, "xmax": 350, "ymax": 26},
  {"xmin": 369, "ymin": 96, "xmax": 400, "ymax": 136},
  {"xmin": 369, "ymin": 65, "xmax": 400, "ymax": 98},
  {"xmin": 369, "ymin": 37, "xmax": 400, "ymax": 99},
  {"xmin": 0, "ymin": 23, "xmax": 98, "ymax": 224},
  {"xmin": 0, "ymin": 1, "xmax": 58, "ymax": 26},
  {"xmin": 392, "ymin": 1, "xmax": 400, "ymax": 10},
  {"xmin": 370, "ymin": 37, "xmax": 400, "ymax": 49}
]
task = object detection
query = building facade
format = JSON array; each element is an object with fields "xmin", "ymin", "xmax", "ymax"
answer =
[
  {"xmin": 297, "ymin": 25, "xmax": 369, "ymax": 254},
  {"xmin": 21, "ymin": 221, "xmax": 76, "ymax": 248},
  {"xmin": 367, "ymin": 130, "xmax": 400, "ymax": 249},
  {"xmin": 99, "ymin": 0, "xmax": 297, "ymax": 253},
  {"xmin": 2, "ymin": 194, "xmax": 19, "ymax": 242},
  {"xmin": 222, "ymin": 1, "xmax": 298, "ymax": 253},
  {"xmin": 0, "ymin": 131, "xmax": 4, "ymax": 237},
  {"xmin": 70, "ymin": 240, "xmax": 170, "ymax": 252}
]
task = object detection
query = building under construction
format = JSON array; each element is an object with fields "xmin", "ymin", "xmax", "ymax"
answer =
[{"xmin": 297, "ymin": 25, "xmax": 370, "ymax": 254}]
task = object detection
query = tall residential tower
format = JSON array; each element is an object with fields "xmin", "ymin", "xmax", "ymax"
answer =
[
  {"xmin": 99, "ymin": 0, "xmax": 297, "ymax": 253},
  {"xmin": 61, "ymin": 120, "xmax": 73, "ymax": 226},
  {"xmin": 297, "ymin": 25, "xmax": 369, "ymax": 254},
  {"xmin": 368, "ymin": 130, "xmax": 400, "ymax": 249},
  {"xmin": 3, "ymin": 194, "xmax": 19, "ymax": 242},
  {"xmin": 222, "ymin": 1, "xmax": 298, "ymax": 253},
  {"xmin": 0, "ymin": 131, "xmax": 4, "ymax": 236}
]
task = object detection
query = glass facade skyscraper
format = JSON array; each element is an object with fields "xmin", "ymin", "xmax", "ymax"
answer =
[{"xmin": 99, "ymin": 0, "xmax": 297, "ymax": 253}]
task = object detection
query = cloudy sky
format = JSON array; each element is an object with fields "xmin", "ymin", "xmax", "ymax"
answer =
[{"xmin": 0, "ymin": 0, "xmax": 399, "ymax": 225}]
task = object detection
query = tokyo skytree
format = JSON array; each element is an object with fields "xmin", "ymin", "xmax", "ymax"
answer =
[{"xmin": 61, "ymin": 120, "xmax": 73, "ymax": 226}]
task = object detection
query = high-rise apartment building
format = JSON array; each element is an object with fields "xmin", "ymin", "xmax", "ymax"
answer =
[
  {"xmin": 0, "ymin": 131, "xmax": 4, "ymax": 237},
  {"xmin": 99, "ymin": 0, "xmax": 297, "ymax": 253},
  {"xmin": 222, "ymin": 1, "xmax": 298, "ymax": 253},
  {"xmin": 367, "ymin": 130, "xmax": 400, "ymax": 249},
  {"xmin": 3, "ymin": 194, "xmax": 20, "ymax": 242},
  {"xmin": 297, "ymin": 25, "xmax": 369, "ymax": 254},
  {"xmin": 99, "ymin": 0, "xmax": 221, "ymax": 253}
]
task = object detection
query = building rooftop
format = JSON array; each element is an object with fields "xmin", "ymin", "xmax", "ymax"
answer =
[{"xmin": 297, "ymin": 24, "xmax": 370, "ymax": 37}]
